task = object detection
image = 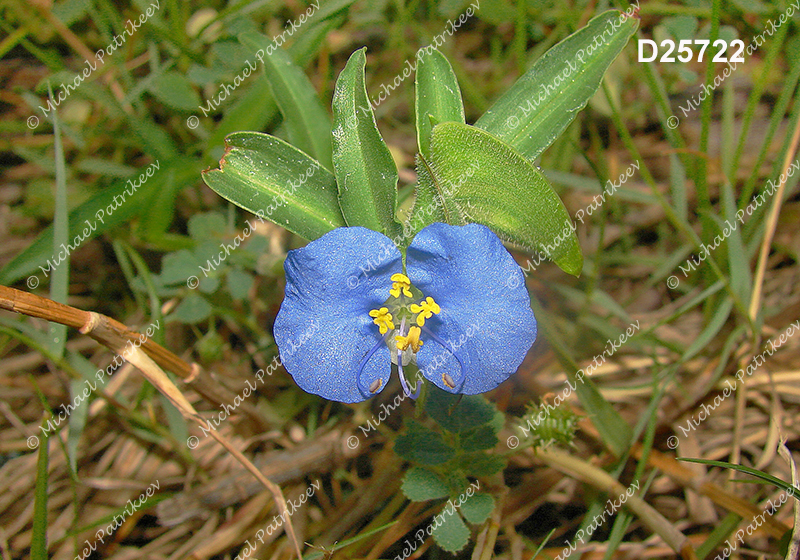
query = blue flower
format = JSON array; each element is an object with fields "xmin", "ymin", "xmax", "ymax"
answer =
[{"xmin": 273, "ymin": 222, "xmax": 537, "ymax": 403}]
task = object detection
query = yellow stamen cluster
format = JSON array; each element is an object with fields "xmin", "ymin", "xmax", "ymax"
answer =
[
  {"xmin": 369, "ymin": 307, "xmax": 394, "ymax": 334},
  {"xmin": 369, "ymin": 274, "xmax": 441, "ymax": 357},
  {"xmin": 390, "ymin": 273, "xmax": 413, "ymax": 298},
  {"xmin": 395, "ymin": 326, "xmax": 423, "ymax": 353},
  {"xmin": 410, "ymin": 296, "xmax": 441, "ymax": 326}
]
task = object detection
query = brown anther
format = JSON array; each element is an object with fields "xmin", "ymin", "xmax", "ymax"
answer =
[
  {"xmin": 443, "ymin": 373, "xmax": 456, "ymax": 389},
  {"xmin": 369, "ymin": 378, "xmax": 383, "ymax": 393}
]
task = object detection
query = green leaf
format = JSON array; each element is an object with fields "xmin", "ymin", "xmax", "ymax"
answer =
[
  {"xmin": 149, "ymin": 71, "xmax": 201, "ymax": 111},
  {"xmin": 239, "ymin": 31, "xmax": 333, "ymax": 170},
  {"xmin": 395, "ymin": 420, "xmax": 455, "ymax": 465},
  {"xmin": 415, "ymin": 49, "xmax": 465, "ymax": 158},
  {"xmin": 128, "ymin": 116, "xmax": 178, "ymax": 160},
  {"xmin": 475, "ymin": 9, "xmax": 639, "ymax": 161},
  {"xmin": 460, "ymin": 492, "xmax": 494, "ymax": 525},
  {"xmin": 457, "ymin": 452, "xmax": 507, "ymax": 476},
  {"xmin": 170, "ymin": 293, "xmax": 213, "ymax": 324},
  {"xmin": 460, "ymin": 425, "xmax": 499, "ymax": 451},
  {"xmin": 425, "ymin": 385, "xmax": 497, "ymax": 433},
  {"xmin": 401, "ymin": 467, "xmax": 450, "ymax": 501},
  {"xmin": 202, "ymin": 132, "xmax": 346, "ymax": 241},
  {"xmin": 188, "ymin": 212, "xmax": 227, "ymax": 241},
  {"xmin": 442, "ymin": 470, "xmax": 472, "ymax": 494},
  {"xmin": 406, "ymin": 154, "xmax": 451, "ymax": 241},
  {"xmin": 408, "ymin": 48, "xmax": 467, "ymax": 242},
  {"xmin": 226, "ymin": 268, "xmax": 253, "ymax": 300},
  {"xmin": 331, "ymin": 48, "xmax": 400, "ymax": 236},
  {"xmin": 287, "ymin": 15, "xmax": 348, "ymax": 68},
  {"xmin": 423, "ymin": 122, "xmax": 583, "ymax": 276},
  {"xmin": 193, "ymin": 241, "xmax": 227, "ymax": 293},
  {"xmin": 160, "ymin": 250, "xmax": 202, "ymax": 284},
  {"xmin": 431, "ymin": 510, "xmax": 470, "ymax": 553}
]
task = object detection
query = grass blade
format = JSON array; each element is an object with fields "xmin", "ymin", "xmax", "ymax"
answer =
[
  {"xmin": 679, "ymin": 458, "xmax": 800, "ymax": 500},
  {"xmin": 31, "ymin": 426, "xmax": 50, "ymax": 560},
  {"xmin": 49, "ymin": 86, "xmax": 68, "ymax": 359}
]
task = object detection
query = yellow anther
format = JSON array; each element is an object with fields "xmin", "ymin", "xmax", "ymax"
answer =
[
  {"xmin": 410, "ymin": 296, "xmax": 441, "ymax": 327},
  {"xmin": 390, "ymin": 273, "xmax": 413, "ymax": 298},
  {"xmin": 395, "ymin": 326, "xmax": 423, "ymax": 353},
  {"xmin": 369, "ymin": 307, "xmax": 394, "ymax": 334}
]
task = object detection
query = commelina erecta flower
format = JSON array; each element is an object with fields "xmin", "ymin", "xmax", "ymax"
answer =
[{"xmin": 273, "ymin": 222, "xmax": 537, "ymax": 403}]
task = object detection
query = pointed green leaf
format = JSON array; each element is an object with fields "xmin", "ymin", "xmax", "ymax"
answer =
[
  {"xmin": 403, "ymin": 154, "xmax": 453, "ymax": 245},
  {"xmin": 401, "ymin": 467, "xmax": 450, "ymax": 501},
  {"xmin": 476, "ymin": 9, "xmax": 639, "ymax": 161},
  {"xmin": 202, "ymin": 132, "xmax": 346, "ymax": 240},
  {"xmin": 460, "ymin": 492, "xmax": 495, "ymax": 525},
  {"xmin": 415, "ymin": 49, "xmax": 465, "ymax": 158},
  {"xmin": 331, "ymin": 48, "xmax": 400, "ymax": 236},
  {"xmin": 424, "ymin": 122, "xmax": 583, "ymax": 276},
  {"xmin": 239, "ymin": 32, "xmax": 333, "ymax": 170},
  {"xmin": 431, "ymin": 510, "xmax": 470, "ymax": 553},
  {"xmin": 161, "ymin": 391, "xmax": 189, "ymax": 451}
]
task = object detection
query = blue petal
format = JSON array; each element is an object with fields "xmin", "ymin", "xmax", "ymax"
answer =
[
  {"xmin": 274, "ymin": 227, "xmax": 402, "ymax": 402},
  {"xmin": 406, "ymin": 223, "xmax": 537, "ymax": 394}
]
